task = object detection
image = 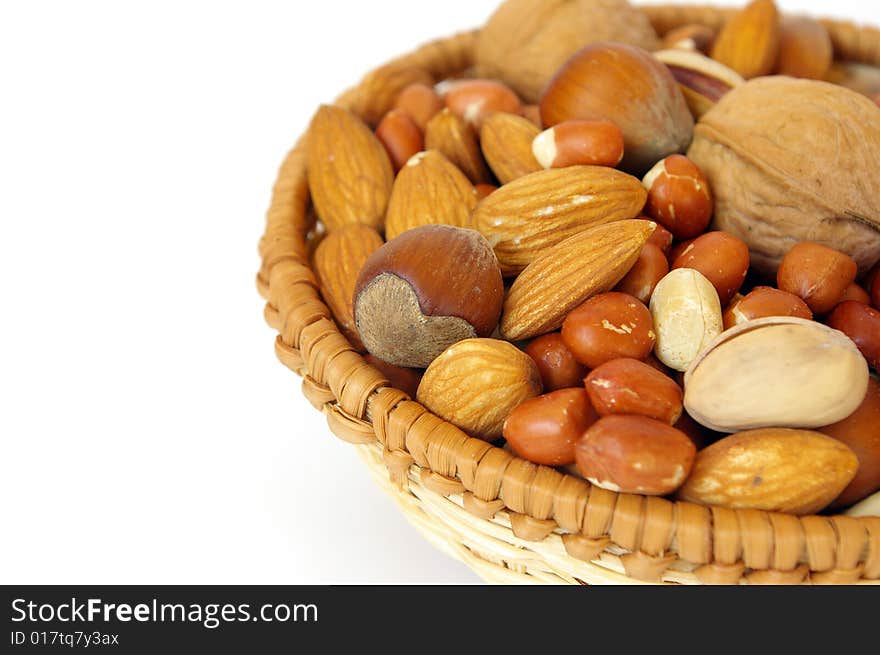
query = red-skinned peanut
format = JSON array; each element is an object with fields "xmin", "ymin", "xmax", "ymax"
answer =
[
  {"xmin": 443, "ymin": 79, "xmax": 521, "ymax": 130},
  {"xmin": 375, "ymin": 110, "xmax": 424, "ymax": 171},
  {"xmin": 532, "ymin": 120, "xmax": 625, "ymax": 169},
  {"xmin": 561, "ymin": 292, "xmax": 656, "ymax": 369},
  {"xmin": 827, "ymin": 301, "xmax": 880, "ymax": 370},
  {"xmin": 394, "ymin": 83, "xmax": 444, "ymax": 131},
  {"xmin": 584, "ymin": 357, "xmax": 683, "ymax": 424},
  {"xmin": 645, "ymin": 222, "xmax": 674, "ymax": 255},
  {"xmin": 575, "ymin": 415, "xmax": 696, "ymax": 495},
  {"xmin": 838, "ymin": 283, "xmax": 871, "ymax": 306},
  {"xmin": 672, "ymin": 231, "xmax": 750, "ymax": 306},
  {"xmin": 643, "ymin": 154, "xmax": 713, "ymax": 239},
  {"xmin": 821, "ymin": 377, "xmax": 880, "ymax": 508},
  {"xmin": 503, "ymin": 388, "xmax": 598, "ymax": 466},
  {"xmin": 524, "ymin": 332, "xmax": 589, "ymax": 392},
  {"xmin": 722, "ymin": 286, "xmax": 813, "ymax": 329},
  {"xmin": 615, "ymin": 243, "xmax": 669, "ymax": 304},
  {"xmin": 777, "ymin": 242, "xmax": 858, "ymax": 314}
]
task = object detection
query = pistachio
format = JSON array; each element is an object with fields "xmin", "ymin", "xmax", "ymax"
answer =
[
  {"xmin": 683, "ymin": 317, "xmax": 869, "ymax": 432},
  {"xmin": 654, "ymin": 49, "xmax": 744, "ymax": 119}
]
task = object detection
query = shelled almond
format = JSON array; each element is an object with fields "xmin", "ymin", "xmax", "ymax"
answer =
[{"xmin": 384, "ymin": 150, "xmax": 477, "ymax": 240}]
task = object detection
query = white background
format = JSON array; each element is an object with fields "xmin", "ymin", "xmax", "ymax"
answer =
[{"xmin": 0, "ymin": 0, "xmax": 875, "ymax": 584}]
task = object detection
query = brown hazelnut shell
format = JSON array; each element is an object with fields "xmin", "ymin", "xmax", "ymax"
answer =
[
  {"xmin": 354, "ymin": 225, "xmax": 504, "ymax": 368},
  {"xmin": 540, "ymin": 42, "xmax": 694, "ymax": 175}
]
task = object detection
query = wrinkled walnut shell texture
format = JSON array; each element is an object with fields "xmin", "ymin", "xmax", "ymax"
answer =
[
  {"xmin": 474, "ymin": 0, "xmax": 659, "ymax": 103},
  {"xmin": 688, "ymin": 77, "xmax": 880, "ymax": 276}
]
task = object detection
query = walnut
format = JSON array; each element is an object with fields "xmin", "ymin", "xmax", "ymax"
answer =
[
  {"xmin": 688, "ymin": 76, "xmax": 880, "ymax": 276},
  {"xmin": 474, "ymin": 0, "xmax": 659, "ymax": 104}
]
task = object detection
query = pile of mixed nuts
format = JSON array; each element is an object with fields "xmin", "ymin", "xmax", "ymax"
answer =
[{"xmin": 306, "ymin": 0, "xmax": 880, "ymax": 517}]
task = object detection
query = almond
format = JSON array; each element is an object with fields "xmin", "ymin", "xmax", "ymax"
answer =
[
  {"xmin": 424, "ymin": 108, "xmax": 492, "ymax": 185},
  {"xmin": 384, "ymin": 150, "xmax": 478, "ymax": 241},
  {"xmin": 710, "ymin": 0, "xmax": 781, "ymax": 80},
  {"xmin": 472, "ymin": 166, "xmax": 648, "ymax": 276},
  {"xmin": 501, "ymin": 219, "xmax": 655, "ymax": 340},
  {"xmin": 479, "ymin": 112, "xmax": 542, "ymax": 185},
  {"xmin": 306, "ymin": 105, "xmax": 394, "ymax": 232},
  {"xmin": 313, "ymin": 224, "xmax": 384, "ymax": 350},
  {"xmin": 678, "ymin": 428, "xmax": 859, "ymax": 515},
  {"xmin": 417, "ymin": 338, "xmax": 542, "ymax": 441}
]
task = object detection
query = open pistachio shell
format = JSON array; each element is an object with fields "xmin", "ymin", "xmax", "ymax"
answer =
[{"xmin": 683, "ymin": 317, "xmax": 869, "ymax": 432}]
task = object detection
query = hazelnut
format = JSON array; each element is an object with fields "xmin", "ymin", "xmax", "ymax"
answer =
[
  {"xmin": 643, "ymin": 154, "xmax": 713, "ymax": 240},
  {"xmin": 354, "ymin": 225, "xmax": 504, "ymax": 368},
  {"xmin": 417, "ymin": 338, "xmax": 542, "ymax": 441},
  {"xmin": 474, "ymin": 0, "xmax": 660, "ymax": 103},
  {"xmin": 540, "ymin": 42, "xmax": 693, "ymax": 175}
]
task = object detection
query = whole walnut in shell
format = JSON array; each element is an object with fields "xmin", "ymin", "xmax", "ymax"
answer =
[
  {"xmin": 474, "ymin": 0, "xmax": 659, "ymax": 103},
  {"xmin": 688, "ymin": 77, "xmax": 880, "ymax": 276}
]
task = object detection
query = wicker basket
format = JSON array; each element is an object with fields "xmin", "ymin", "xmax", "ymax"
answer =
[{"xmin": 257, "ymin": 3, "xmax": 880, "ymax": 585}]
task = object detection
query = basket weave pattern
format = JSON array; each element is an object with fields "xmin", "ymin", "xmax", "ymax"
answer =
[{"xmin": 257, "ymin": 5, "xmax": 880, "ymax": 584}]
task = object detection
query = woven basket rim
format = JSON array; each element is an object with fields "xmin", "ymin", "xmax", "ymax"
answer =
[{"xmin": 258, "ymin": 3, "xmax": 880, "ymax": 584}]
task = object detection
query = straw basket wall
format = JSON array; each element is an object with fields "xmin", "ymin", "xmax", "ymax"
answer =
[{"xmin": 256, "ymin": 4, "xmax": 880, "ymax": 584}]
